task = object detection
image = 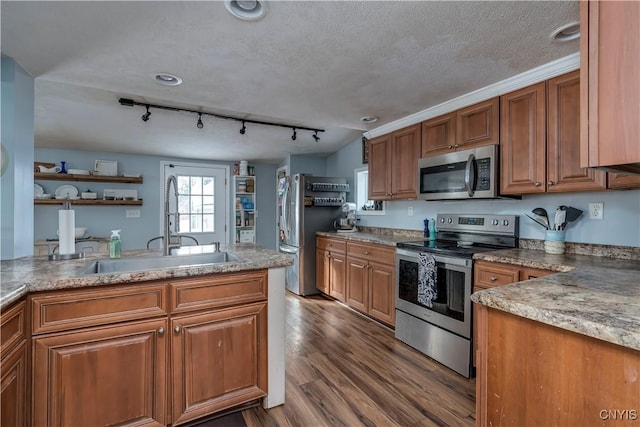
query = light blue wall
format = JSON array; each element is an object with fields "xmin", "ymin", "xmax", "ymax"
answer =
[
  {"xmin": 1, "ymin": 56, "xmax": 35, "ymax": 259},
  {"xmin": 286, "ymin": 154, "xmax": 327, "ymax": 177},
  {"xmin": 35, "ymin": 148, "xmax": 277, "ymax": 250},
  {"xmin": 326, "ymin": 136, "xmax": 364, "ymax": 199},
  {"xmin": 328, "ymin": 138, "xmax": 640, "ymax": 247}
]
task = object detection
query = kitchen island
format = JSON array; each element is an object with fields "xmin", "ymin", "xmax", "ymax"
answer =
[
  {"xmin": 471, "ymin": 248, "xmax": 640, "ymax": 426},
  {"xmin": 0, "ymin": 244, "xmax": 293, "ymax": 426}
]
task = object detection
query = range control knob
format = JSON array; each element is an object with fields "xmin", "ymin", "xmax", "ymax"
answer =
[
  {"xmin": 447, "ymin": 218, "xmax": 453, "ymax": 224},
  {"xmin": 439, "ymin": 218, "xmax": 445, "ymax": 223},
  {"xmin": 503, "ymin": 219, "xmax": 510, "ymax": 226},
  {"xmin": 491, "ymin": 219, "xmax": 499, "ymax": 226}
]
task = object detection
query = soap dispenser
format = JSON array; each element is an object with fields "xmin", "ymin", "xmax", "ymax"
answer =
[{"xmin": 109, "ymin": 230, "xmax": 121, "ymax": 259}]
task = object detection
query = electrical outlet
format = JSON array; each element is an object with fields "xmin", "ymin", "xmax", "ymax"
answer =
[
  {"xmin": 407, "ymin": 206, "xmax": 414, "ymax": 216},
  {"xmin": 126, "ymin": 209, "xmax": 141, "ymax": 218},
  {"xmin": 589, "ymin": 202, "xmax": 604, "ymax": 220}
]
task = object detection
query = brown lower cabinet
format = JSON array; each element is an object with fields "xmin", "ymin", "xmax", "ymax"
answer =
[
  {"xmin": 316, "ymin": 236, "xmax": 347, "ymax": 302},
  {"xmin": 1, "ymin": 300, "xmax": 27, "ymax": 427},
  {"xmin": 476, "ymin": 305, "xmax": 640, "ymax": 426},
  {"xmin": 473, "ymin": 260, "xmax": 552, "ymax": 367},
  {"xmin": 345, "ymin": 242, "xmax": 395, "ymax": 327},
  {"xmin": 29, "ymin": 271, "xmax": 268, "ymax": 427}
]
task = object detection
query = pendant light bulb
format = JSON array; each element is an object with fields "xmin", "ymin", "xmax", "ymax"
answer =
[
  {"xmin": 141, "ymin": 105, "xmax": 151, "ymax": 122},
  {"xmin": 197, "ymin": 113, "xmax": 204, "ymax": 129},
  {"xmin": 239, "ymin": 121, "xmax": 246, "ymax": 135},
  {"xmin": 291, "ymin": 128, "xmax": 297, "ymax": 141}
]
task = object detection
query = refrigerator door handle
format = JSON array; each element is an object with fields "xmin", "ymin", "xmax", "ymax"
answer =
[{"xmin": 279, "ymin": 245, "xmax": 297, "ymax": 254}]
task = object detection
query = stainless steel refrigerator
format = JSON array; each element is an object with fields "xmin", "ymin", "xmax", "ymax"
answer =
[{"xmin": 278, "ymin": 174, "xmax": 349, "ymax": 295}]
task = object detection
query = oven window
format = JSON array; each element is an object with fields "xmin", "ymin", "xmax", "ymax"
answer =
[
  {"xmin": 398, "ymin": 258, "xmax": 465, "ymax": 321},
  {"xmin": 420, "ymin": 162, "xmax": 466, "ymax": 193}
]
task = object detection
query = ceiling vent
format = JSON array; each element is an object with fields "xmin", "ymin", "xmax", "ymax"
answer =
[
  {"xmin": 551, "ymin": 22, "xmax": 580, "ymax": 42},
  {"xmin": 225, "ymin": 1, "xmax": 268, "ymax": 21}
]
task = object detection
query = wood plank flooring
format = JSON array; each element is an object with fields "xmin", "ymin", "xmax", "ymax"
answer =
[{"xmin": 242, "ymin": 293, "xmax": 475, "ymax": 426}]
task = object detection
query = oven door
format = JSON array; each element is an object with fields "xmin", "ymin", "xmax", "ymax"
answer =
[{"xmin": 395, "ymin": 249, "xmax": 472, "ymax": 338}]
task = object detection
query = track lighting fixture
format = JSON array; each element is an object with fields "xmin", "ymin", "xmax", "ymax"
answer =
[
  {"xmin": 119, "ymin": 98, "xmax": 325, "ymax": 141},
  {"xmin": 141, "ymin": 105, "xmax": 151, "ymax": 122}
]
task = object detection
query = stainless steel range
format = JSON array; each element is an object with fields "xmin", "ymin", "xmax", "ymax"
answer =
[{"xmin": 395, "ymin": 213, "xmax": 518, "ymax": 378}]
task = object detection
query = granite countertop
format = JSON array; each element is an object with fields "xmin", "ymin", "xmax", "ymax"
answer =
[
  {"xmin": 316, "ymin": 230, "xmax": 420, "ymax": 247},
  {"xmin": 472, "ymin": 248, "xmax": 640, "ymax": 350},
  {"xmin": 0, "ymin": 244, "xmax": 293, "ymax": 310}
]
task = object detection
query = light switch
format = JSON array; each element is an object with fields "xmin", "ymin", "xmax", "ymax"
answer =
[{"xmin": 126, "ymin": 209, "xmax": 141, "ymax": 218}]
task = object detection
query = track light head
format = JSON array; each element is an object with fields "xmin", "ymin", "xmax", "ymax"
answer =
[
  {"xmin": 141, "ymin": 105, "xmax": 151, "ymax": 122},
  {"xmin": 197, "ymin": 113, "xmax": 204, "ymax": 129},
  {"xmin": 239, "ymin": 121, "xmax": 246, "ymax": 135},
  {"xmin": 291, "ymin": 128, "xmax": 297, "ymax": 141},
  {"xmin": 313, "ymin": 131, "xmax": 320, "ymax": 142}
]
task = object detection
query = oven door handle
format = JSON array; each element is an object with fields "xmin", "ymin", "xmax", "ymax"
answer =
[{"xmin": 464, "ymin": 153, "xmax": 476, "ymax": 197}]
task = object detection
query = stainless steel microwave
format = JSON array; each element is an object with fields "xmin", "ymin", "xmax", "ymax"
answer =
[{"xmin": 418, "ymin": 145, "xmax": 500, "ymax": 200}]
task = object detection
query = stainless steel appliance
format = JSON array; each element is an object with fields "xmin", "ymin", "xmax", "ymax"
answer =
[
  {"xmin": 395, "ymin": 213, "xmax": 518, "ymax": 378},
  {"xmin": 333, "ymin": 202, "xmax": 358, "ymax": 232},
  {"xmin": 418, "ymin": 145, "xmax": 507, "ymax": 200},
  {"xmin": 278, "ymin": 174, "xmax": 349, "ymax": 296}
]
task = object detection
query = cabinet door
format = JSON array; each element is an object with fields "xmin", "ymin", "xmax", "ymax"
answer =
[
  {"xmin": 547, "ymin": 71, "xmax": 606, "ymax": 192},
  {"xmin": 171, "ymin": 303, "xmax": 267, "ymax": 426},
  {"xmin": 329, "ymin": 253, "xmax": 347, "ymax": 302},
  {"xmin": 391, "ymin": 124, "xmax": 420, "ymax": 199},
  {"xmin": 346, "ymin": 257, "xmax": 368, "ymax": 313},
  {"xmin": 581, "ymin": 1, "xmax": 640, "ymax": 171},
  {"xmin": 1, "ymin": 342, "xmax": 27, "ymax": 427},
  {"xmin": 456, "ymin": 97, "xmax": 499, "ymax": 149},
  {"xmin": 500, "ymin": 82, "xmax": 547, "ymax": 194},
  {"xmin": 316, "ymin": 248, "xmax": 329, "ymax": 294},
  {"xmin": 368, "ymin": 134, "xmax": 391, "ymax": 200},
  {"xmin": 421, "ymin": 112, "xmax": 456, "ymax": 157},
  {"xmin": 608, "ymin": 173, "xmax": 640, "ymax": 190},
  {"xmin": 368, "ymin": 261, "xmax": 395, "ymax": 327},
  {"xmin": 33, "ymin": 319, "xmax": 167, "ymax": 427}
]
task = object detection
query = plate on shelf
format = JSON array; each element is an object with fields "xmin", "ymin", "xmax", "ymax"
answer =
[
  {"xmin": 34, "ymin": 183, "xmax": 44, "ymax": 196},
  {"xmin": 55, "ymin": 184, "xmax": 79, "ymax": 199},
  {"xmin": 94, "ymin": 160, "xmax": 118, "ymax": 176},
  {"xmin": 67, "ymin": 169, "xmax": 90, "ymax": 175}
]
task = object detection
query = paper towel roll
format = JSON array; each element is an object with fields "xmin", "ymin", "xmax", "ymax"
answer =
[{"xmin": 58, "ymin": 209, "xmax": 76, "ymax": 255}]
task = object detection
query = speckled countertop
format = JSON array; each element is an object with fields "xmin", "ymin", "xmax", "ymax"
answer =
[
  {"xmin": 316, "ymin": 229, "xmax": 421, "ymax": 247},
  {"xmin": 472, "ymin": 248, "xmax": 640, "ymax": 351},
  {"xmin": 0, "ymin": 244, "xmax": 293, "ymax": 310}
]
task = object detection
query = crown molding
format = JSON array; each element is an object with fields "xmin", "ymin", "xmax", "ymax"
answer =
[{"xmin": 364, "ymin": 52, "xmax": 580, "ymax": 139}]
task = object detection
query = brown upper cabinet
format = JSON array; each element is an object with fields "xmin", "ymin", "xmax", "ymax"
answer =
[
  {"xmin": 421, "ymin": 97, "xmax": 499, "ymax": 157},
  {"xmin": 368, "ymin": 124, "xmax": 420, "ymax": 200},
  {"xmin": 580, "ymin": 0, "xmax": 640, "ymax": 174},
  {"xmin": 501, "ymin": 71, "xmax": 607, "ymax": 195}
]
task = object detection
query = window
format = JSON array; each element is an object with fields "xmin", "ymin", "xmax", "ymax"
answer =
[
  {"xmin": 354, "ymin": 166, "xmax": 385, "ymax": 215},
  {"xmin": 177, "ymin": 175, "xmax": 215, "ymax": 232}
]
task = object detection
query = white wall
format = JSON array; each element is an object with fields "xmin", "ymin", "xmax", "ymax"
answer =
[
  {"xmin": 327, "ymin": 138, "xmax": 640, "ymax": 247},
  {"xmin": 1, "ymin": 56, "xmax": 35, "ymax": 260},
  {"xmin": 34, "ymin": 148, "xmax": 277, "ymax": 250}
]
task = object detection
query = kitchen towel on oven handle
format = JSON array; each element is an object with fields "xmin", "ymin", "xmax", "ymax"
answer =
[{"xmin": 418, "ymin": 252, "xmax": 437, "ymax": 307}]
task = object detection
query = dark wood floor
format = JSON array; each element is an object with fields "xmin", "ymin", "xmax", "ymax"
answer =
[{"xmin": 242, "ymin": 293, "xmax": 476, "ymax": 426}]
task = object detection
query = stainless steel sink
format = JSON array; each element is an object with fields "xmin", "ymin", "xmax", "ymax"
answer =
[{"xmin": 77, "ymin": 252, "xmax": 244, "ymax": 275}]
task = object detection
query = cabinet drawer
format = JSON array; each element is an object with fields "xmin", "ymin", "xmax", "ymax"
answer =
[
  {"xmin": 474, "ymin": 262, "xmax": 519, "ymax": 288},
  {"xmin": 317, "ymin": 237, "xmax": 346, "ymax": 253},
  {"xmin": 170, "ymin": 270, "xmax": 267, "ymax": 314},
  {"xmin": 346, "ymin": 242, "xmax": 395, "ymax": 265},
  {"xmin": 1, "ymin": 301, "xmax": 26, "ymax": 359},
  {"xmin": 31, "ymin": 283, "xmax": 168, "ymax": 335}
]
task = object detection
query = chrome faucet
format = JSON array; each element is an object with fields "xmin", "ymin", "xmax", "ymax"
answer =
[{"xmin": 164, "ymin": 175, "xmax": 181, "ymax": 255}]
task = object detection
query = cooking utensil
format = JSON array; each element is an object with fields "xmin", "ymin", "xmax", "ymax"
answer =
[
  {"xmin": 564, "ymin": 206, "xmax": 583, "ymax": 224},
  {"xmin": 554, "ymin": 206, "xmax": 566, "ymax": 230},
  {"xmin": 525, "ymin": 213, "xmax": 549, "ymax": 229},
  {"xmin": 532, "ymin": 208, "xmax": 550, "ymax": 230}
]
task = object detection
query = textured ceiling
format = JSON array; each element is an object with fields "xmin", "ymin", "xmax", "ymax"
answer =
[{"xmin": 1, "ymin": 1, "xmax": 579, "ymax": 163}]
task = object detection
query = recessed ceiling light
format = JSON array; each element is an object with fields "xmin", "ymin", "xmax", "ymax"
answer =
[
  {"xmin": 154, "ymin": 73, "xmax": 183, "ymax": 86},
  {"xmin": 360, "ymin": 116, "xmax": 379, "ymax": 124},
  {"xmin": 551, "ymin": 22, "xmax": 580, "ymax": 42},
  {"xmin": 225, "ymin": 0, "xmax": 268, "ymax": 21}
]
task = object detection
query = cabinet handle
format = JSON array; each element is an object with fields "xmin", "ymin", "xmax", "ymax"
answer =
[
  {"xmin": 158, "ymin": 327, "xmax": 165, "ymax": 336},
  {"xmin": 448, "ymin": 145, "xmax": 453, "ymax": 149},
  {"xmin": 547, "ymin": 181, "xmax": 554, "ymax": 186},
  {"xmin": 490, "ymin": 276, "xmax": 497, "ymax": 281},
  {"xmin": 534, "ymin": 182, "xmax": 542, "ymax": 187},
  {"xmin": 364, "ymin": 251, "xmax": 369, "ymax": 255},
  {"xmin": 174, "ymin": 326, "xmax": 181, "ymax": 333},
  {"xmin": 454, "ymin": 144, "xmax": 459, "ymax": 148}
]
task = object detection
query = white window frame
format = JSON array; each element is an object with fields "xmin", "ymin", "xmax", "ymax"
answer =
[{"xmin": 354, "ymin": 166, "xmax": 385, "ymax": 216}]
